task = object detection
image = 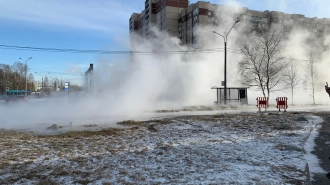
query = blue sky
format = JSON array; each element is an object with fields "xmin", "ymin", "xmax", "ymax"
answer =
[{"xmin": 0, "ymin": 0, "xmax": 328, "ymax": 85}]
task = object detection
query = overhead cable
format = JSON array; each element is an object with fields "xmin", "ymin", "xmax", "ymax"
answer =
[{"xmin": 0, "ymin": 44, "xmax": 240, "ymax": 55}]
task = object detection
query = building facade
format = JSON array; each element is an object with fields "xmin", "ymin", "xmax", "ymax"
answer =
[
  {"xmin": 130, "ymin": 1, "xmax": 330, "ymax": 49},
  {"xmin": 129, "ymin": 0, "xmax": 189, "ymax": 38}
]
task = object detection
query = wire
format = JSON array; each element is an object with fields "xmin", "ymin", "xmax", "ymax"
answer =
[
  {"xmin": 0, "ymin": 44, "xmax": 240, "ymax": 55},
  {"xmin": 0, "ymin": 44, "xmax": 318, "ymax": 62},
  {"xmin": 29, "ymin": 68, "xmax": 83, "ymax": 75},
  {"xmin": 1, "ymin": 43, "xmax": 314, "ymax": 64}
]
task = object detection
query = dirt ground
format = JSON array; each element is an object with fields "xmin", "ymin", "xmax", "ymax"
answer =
[{"xmin": 0, "ymin": 111, "xmax": 325, "ymax": 184}]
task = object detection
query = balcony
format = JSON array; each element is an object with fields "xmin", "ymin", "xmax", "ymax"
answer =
[
  {"xmin": 145, "ymin": 14, "xmax": 150, "ymax": 20},
  {"xmin": 145, "ymin": 0, "xmax": 149, "ymax": 8}
]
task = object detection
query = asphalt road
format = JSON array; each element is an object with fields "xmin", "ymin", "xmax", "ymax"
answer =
[{"xmin": 311, "ymin": 112, "xmax": 330, "ymax": 184}]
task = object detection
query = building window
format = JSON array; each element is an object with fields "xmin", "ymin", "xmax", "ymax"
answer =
[
  {"xmin": 193, "ymin": 16, "xmax": 198, "ymax": 23},
  {"xmin": 260, "ymin": 17, "xmax": 268, "ymax": 22},
  {"xmin": 193, "ymin": 30, "xmax": 197, "ymax": 36},
  {"xmin": 250, "ymin": 16, "xmax": 257, "ymax": 21},
  {"xmin": 193, "ymin": 22, "xmax": 198, "ymax": 28},
  {"xmin": 193, "ymin": 8, "xmax": 199, "ymax": 16},
  {"xmin": 208, "ymin": 11, "xmax": 212, "ymax": 16}
]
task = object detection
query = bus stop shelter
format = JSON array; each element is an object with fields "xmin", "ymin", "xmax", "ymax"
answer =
[{"xmin": 211, "ymin": 86, "xmax": 248, "ymax": 105}]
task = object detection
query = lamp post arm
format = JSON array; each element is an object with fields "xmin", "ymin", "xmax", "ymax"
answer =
[
  {"xmin": 226, "ymin": 22, "xmax": 238, "ymax": 40},
  {"xmin": 213, "ymin": 31, "xmax": 225, "ymax": 40}
]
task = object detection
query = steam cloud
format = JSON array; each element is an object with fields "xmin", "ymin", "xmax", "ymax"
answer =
[{"xmin": 1, "ymin": 0, "xmax": 330, "ymax": 131}]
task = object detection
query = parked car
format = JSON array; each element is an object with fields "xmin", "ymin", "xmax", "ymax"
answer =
[{"xmin": 5, "ymin": 95, "xmax": 28, "ymax": 103}]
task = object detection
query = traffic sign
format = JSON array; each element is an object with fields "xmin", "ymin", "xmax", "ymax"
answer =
[
  {"xmin": 6, "ymin": 87, "xmax": 9, "ymax": 92},
  {"xmin": 65, "ymin": 82, "xmax": 69, "ymax": 91}
]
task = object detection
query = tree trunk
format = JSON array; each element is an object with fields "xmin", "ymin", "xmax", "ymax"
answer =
[
  {"xmin": 291, "ymin": 89, "xmax": 294, "ymax": 106},
  {"xmin": 312, "ymin": 87, "xmax": 315, "ymax": 104}
]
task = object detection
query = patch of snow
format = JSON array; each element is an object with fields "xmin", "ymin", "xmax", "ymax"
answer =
[{"xmin": 304, "ymin": 115, "xmax": 325, "ymax": 175}]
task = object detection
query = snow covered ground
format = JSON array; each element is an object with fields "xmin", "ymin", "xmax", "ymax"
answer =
[{"xmin": 0, "ymin": 112, "xmax": 325, "ymax": 184}]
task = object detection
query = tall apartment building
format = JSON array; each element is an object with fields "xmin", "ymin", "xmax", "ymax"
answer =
[
  {"xmin": 178, "ymin": 1, "xmax": 330, "ymax": 48},
  {"xmin": 129, "ymin": 0, "xmax": 189, "ymax": 38},
  {"xmin": 240, "ymin": 9, "xmax": 330, "ymax": 36},
  {"xmin": 130, "ymin": 1, "xmax": 330, "ymax": 49}
]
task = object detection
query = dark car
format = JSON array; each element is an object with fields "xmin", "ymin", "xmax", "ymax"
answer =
[{"xmin": 5, "ymin": 95, "xmax": 28, "ymax": 103}]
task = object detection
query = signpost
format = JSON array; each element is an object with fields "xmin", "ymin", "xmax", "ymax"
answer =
[
  {"xmin": 5, "ymin": 87, "xmax": 9, "ymax": 96},
  {"xmin": 64, "ymin": 82, "xmax": 69, "ymax": 91},
  {"xmin": 65, "ymin": 82, "xmax": 69, "ymax": 103}
]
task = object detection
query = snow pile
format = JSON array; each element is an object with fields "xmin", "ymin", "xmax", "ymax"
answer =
[{"xmin": 0, "ymin": 112, "xmax": 324, "ymax": 184}]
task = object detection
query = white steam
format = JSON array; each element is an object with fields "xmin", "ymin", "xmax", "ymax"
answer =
[{"xmin": 1, "ymin": 1, "xmax": 330, "ymax": 130}]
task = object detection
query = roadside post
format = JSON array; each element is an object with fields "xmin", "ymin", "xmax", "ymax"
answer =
[
  {"xmin": 16, "ymin": 82, "xmax": 19, "ymax": 96},
  {"xmin": 276, "ymin": 97, "xmax": 288, "ymax": 112},
  {"xmin": 256, "ymin": 97, "xmax": 269, "ymax": 112},
  {"xmin": 65, "ymin": 82, "xmax": 69, "ymax": 102}
]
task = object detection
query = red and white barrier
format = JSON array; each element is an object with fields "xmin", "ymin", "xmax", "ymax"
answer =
[
  {"xmin": 256, "ymin": 97, "xmax": 269, "ymax": 112},
  {"xmin": 276, "ymin": 97, "xmax": 288, "ymax": 112}
]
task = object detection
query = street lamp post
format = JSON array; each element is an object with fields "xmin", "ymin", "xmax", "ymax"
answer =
[
  {"xmin": 19, "ymin": 57, "xmax": 32, "ymax": 96},
  {"xmin": 213, "ymin": 19, "xmax": 240, "ymax": 104},
  {"xmin": 16, "ymin": 82, "xmax": 19, "ymax": 96}
]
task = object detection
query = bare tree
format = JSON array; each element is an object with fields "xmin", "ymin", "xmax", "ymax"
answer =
[
  {"xmin": 12, "ymin": 61, "xmax": 25, "ymax": 76},
  {"xmin": 0, "ymin": 64, "xmax": 12, "ymax": 93},
  {"xmin": 11, "ymin": 62, "xmax": 26, "ymax": 90},
  {"xmin": 28, "ymin": 73, "xmax": 34, "ymax": 91},
  {"xmin": 0, "ymin": 62, "xmax": 38, "ymax": 94},
  {"xmin": 305, "ymin": 53, "xmax": 320, "ymax": 104},
  {"xmin": 238, "ymin": 26, "xmax": 287, "ymax": 99},
  {"xmin": 0, "ymin": 68, "xmax": 5, "ymax": 94},
  {"xmin": 283, "ymin": 58, "xmax": 300, "ymax": 105}
]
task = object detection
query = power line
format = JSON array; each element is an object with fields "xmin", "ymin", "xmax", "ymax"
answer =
[
  {"xmin": 0, "ymin": 44, "xmax": 240, "ymax": 55},
  {"xmin": 29, "ymin": 68, "xmax": 83, "ymax": 75},
  {"xmin": 0, "ymin": 44, "xmax": 312, "ymax": 62}
]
